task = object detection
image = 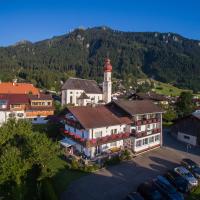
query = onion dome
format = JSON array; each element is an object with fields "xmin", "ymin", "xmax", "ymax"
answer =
[{"xmin": 104, "ymin": 58, "xmax": 112, "ymax": 72}]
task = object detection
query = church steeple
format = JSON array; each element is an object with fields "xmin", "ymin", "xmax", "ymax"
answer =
[{"xmin": 103, "ymin": 58, "xmax": 112, "ymax": 103}]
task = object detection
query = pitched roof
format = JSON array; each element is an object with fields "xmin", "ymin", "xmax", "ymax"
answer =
[
  {"xmin": 129, "ymin": 92, "xmax": 168, "ymax": 101},
  {"xmin": 0, "ymin": 82, "xmax": 39, "ymax": 95},
  {"xmin": 61, "ymin": 78, "xmax": 102, "ymax": 94},
  {"xmin": 113, "ymin": 99, "xmax": 163, "ymax": 116},
  {"xmin": 29, "ymin": 93, "xmax": 53, "ymax": 100},
  {"xmin": 67, "ymin": 106, "xmax": 132, "ymax": 129},
  {"xmin": 0, "ymin": 94, "xmax": 29, "ymax": 104},
  {"xmin": 171, "ymin": 115, "xmax": 200, "ymax": 137}
]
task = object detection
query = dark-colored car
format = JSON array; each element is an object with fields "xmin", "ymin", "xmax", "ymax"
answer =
[
  {"xmin": 165, "ymin": 170, "xmax": 191, "ymax": 193},
  {"xmin": 153, "ymin": 176, "xmax": 184, "ymax": 200},
  {"xmin": 181, "ymin": 158, "xmax": 198, "ymax": 169},
  {"xmin": 126, "ymin": 192, "xmax": 144, "ymax": 200},
  {"xmin": 137, "ymin": 181, "xmax": 164, "ymax": 200},
  {"xmin": 181, "ymin": 158, "xmax": 200, "ymax": 179}
]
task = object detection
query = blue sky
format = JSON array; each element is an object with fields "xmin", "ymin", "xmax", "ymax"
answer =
[{"xmin": 0, "ymin": 0, "xmax": 200, "ymax": 46}]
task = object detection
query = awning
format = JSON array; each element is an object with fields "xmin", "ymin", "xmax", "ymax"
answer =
[{"xmin": 59, "ymin": 138, "xmax": 76, "ymax": 148}]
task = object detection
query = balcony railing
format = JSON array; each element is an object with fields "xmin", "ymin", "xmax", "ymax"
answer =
[
  {"xmin": 134, "ymin": 118, "xmax": 161, "ymax": 126},
  {"xmin": 61, "ymin": 129, "xmax": 131, "ymax": 147},
  {"xmin": 131, "ymin": 128, "xmax": 161, "ymax": 138},
  {"xmin": 64, "ymin": 118, "xmax": 83, "ymax": 130}
]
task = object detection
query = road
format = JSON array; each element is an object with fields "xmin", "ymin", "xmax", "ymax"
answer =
[{"xmin": 61, "ymin": 131, "xmax": 200, "ymax": 200}]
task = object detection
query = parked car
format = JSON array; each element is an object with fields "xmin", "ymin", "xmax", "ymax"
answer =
[
  {"xmin": 181, "ymin": 158, "xmax": 200, "ymax": 179},
  {"xmin": 174, "ymin": 166, "xmax": 198, "ymax": 187},
  {"xmin": 153, "ymin": 175, "xmax": 184, "ymax": 200},
  {"xmin": 126, "ymin": 192, "xmax": 144, "ymax": 200},
  {"xmin": 165, "ymin": 170, "xmax": 191, "ymax": 193},
  {"xmin": 181, "ymin": 158, "xmax": 198, "ymax": 169},
  {"xmin": 137, "ymin": 181, "xmax": 164, "ymax": 200}
]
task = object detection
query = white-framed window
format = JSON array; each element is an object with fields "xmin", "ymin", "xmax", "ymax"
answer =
[
  {"xmin": 94, "ymin": 131, "xmax": 102, "ymax": 138},
  {"xmin": 136, "ymin": 140, "xmax": 142, "ymax": 147},
  {"xmin": 149, "ymin": 136, "xmax": 154, "ymax": 143},
  {"xmin": 143, "ymin": 138, "xmax": 148, "ymax": 145},
  {"xmin": 17, "ymin": 113, "xmax": 24, "ymax": 117},
  {"xmin": 111, "ymin": 129, "xmax": 117, "ymax": 134},
  {"xmin": 110, "ymin": 142, "xmax": 117, "ymax": 147},
  {"xmin": 8, "ymin": 113, "xmax": 15, "ymax": 118},
  {"xmin": 155, "ymin": 135, "xmax": 160, "ymax": 141}
]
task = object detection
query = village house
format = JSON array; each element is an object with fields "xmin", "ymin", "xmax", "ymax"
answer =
[
  {"xmin": 129, "ymin": 92, "xmax": 169, "ymax": 108},
  {"xmin": 171, "ymin": 111, "xmax": 200, "ymax": 146},
  {"xmin": 61, "ymin": 99, "xmax": 163, "ymax": 158},
  {"xmin": 0, "ymin": 93, "xmax": 54, "ymax": 126},
  {"xmin": 61, "ymin": 58, "xmax": 112, "ymax": 106}
]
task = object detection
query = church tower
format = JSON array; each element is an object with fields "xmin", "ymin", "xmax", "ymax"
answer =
[{"xmin": 103, "ymin": 58, "xmax": 112, "ymax": 103}]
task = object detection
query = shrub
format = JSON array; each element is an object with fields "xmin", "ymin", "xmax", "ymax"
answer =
[{"xmin": 70, "ymin": 158, "xmax": 79, "ymax": 170}]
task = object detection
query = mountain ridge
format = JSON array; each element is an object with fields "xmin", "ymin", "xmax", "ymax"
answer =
[{"xmin": 0, "ymin": 26, "xmax": 200, "ymax": 91}]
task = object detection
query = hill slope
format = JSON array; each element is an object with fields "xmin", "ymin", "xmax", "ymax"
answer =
[{"xmin": 0, "ymin": 26, "xmax": 200, "ymax": 91}]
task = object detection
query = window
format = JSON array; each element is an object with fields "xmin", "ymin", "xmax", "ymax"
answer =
[
  {"xmin": 155, "ymin": 135, "xmax": 160, "ymax": 141},
  {"xmin": 136, "ymin": 140, "xmax": 142, "ymax": 147},
  {"xmin": 149, "ymin": 136, "xmax": 154, "ymax": 143},
  {"xmin": 94, "ymin": 131, "xmax": 102, "ymax": 138},
  {"xmin": 111, "ymin": 129, "xmax": 117, "ymax": 134},
  {"xmin": 0, "ymin": 100, "xmax": 7, "ymax": 108},
  {"xmin": 70, "ymin": 96, "xmax": 73, "ymax": 104},
  {"xmin": 8, "ymin": 113, "xmax": 15, "ymax": 118},
  {"xmin": 110, "ymin": 142, "xmax": 117, "ymax": 147},
  {"xmin": 184, "ymin": 135, "xmax": 190, "ymax": 140},
  {"xmin": 143, "ymin": 138, "xmax": 148, "ymax": 145},
  {"xmin": 137, "ymin": 126, "xmax": 141, "ymax": 131},
  {"xmin": 17, "ymin": 113, "xmax": 24, "ymax": 117},
  {"xmin": 11, "ymin": 104, "xmax": 21, "ymax": 108},
  {"xmin": 147, "ymin": 124, "xmax": 150, "ymax": 129}
]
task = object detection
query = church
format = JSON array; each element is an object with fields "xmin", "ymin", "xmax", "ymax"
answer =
[{"xmin": 61, "ymin": 58, "xmax": 112, "ymax": 106}]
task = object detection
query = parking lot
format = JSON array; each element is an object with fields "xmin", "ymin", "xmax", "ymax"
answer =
[{"xmin": 61, "ymin": 131, "xmax": 200, "ymax": 200}]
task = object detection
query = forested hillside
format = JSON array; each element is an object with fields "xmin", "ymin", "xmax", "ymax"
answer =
[{"xmin": 0, "ymin": 26, "xmax": 200, "ymax": 91}]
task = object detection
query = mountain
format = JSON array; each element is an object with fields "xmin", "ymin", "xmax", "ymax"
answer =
[{"xmin": 0, "ymin": 26, "xmax": 200, "ymax": 91}]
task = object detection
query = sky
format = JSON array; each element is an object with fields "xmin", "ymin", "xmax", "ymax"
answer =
[{"xmin": 0, "ymin": 0, "xmax": 200, "ymax": 46}]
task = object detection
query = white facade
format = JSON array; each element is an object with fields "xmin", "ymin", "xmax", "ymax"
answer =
[
  {"xmin": 64, "ymin": 123, "xmax": 126, "ymax": 158},
  {"xmin": 103, "ymin": 71, "xmax": 112, "ymax": 103},
  {"xmin": 61, "ymin": 89, "xmax": 103, "ymax": 106},
  {"xmin": 0, "ymin": 110, "xmax": 25, "ymax": 126},
  {"xmin": 177, "ymin": 132, "xmax": 197, "ymax": 146},
  {"xmin": 133, "ymin": 133, "xmax": 161, "ymax": 153}
]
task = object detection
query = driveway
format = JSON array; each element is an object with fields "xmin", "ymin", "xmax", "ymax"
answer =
[{"xmin": 61, "ymin": 131, "xmax": 200, "ymax": 200}]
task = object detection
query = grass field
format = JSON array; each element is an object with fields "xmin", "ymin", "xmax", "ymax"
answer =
[{"xmin": 152, "ymin": 80, "xmax": 191, "ymax": 97}]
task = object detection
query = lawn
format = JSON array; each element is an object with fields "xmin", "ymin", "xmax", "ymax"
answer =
[
  {"xmin": 187, "ymin": 186, "xmax": 200, "ymax": 200},
  {"xmin": 153, "ymin": 80, "xmax": 191, "ymax": 97},
  {"xmin": 52, "ymin": 169, "xmax": 86, "ymax": 197},
  {"xmin": 51, "ymin": 158, "xmax": 87, "ymax": 198}
]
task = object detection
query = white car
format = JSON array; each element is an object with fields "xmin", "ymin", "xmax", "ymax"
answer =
[{"xmin": 174, "ymin": 166, "xmax": 198, "ymax": 187}]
